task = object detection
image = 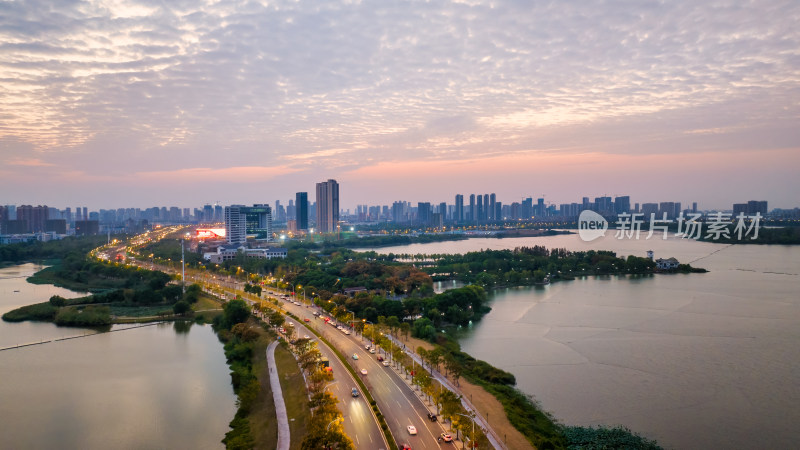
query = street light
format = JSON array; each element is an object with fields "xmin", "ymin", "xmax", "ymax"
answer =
[
  {"xmin": 454, "ymin": 412, "xmax": 477, "ymax": 449},
  {"xmin": 325, "ymin": 416, "xmax": 343, "ymax": 432},
  {"xmin": 363, "ymin": 319, "xmax": 375, "ymax": 345}
]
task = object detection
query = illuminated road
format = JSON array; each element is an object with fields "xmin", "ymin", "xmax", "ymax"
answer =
[{"xmin": 278, "ymin": 298, "xmax": 457, "ymax": 450}]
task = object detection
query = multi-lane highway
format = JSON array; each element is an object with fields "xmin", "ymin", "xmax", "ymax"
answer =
[
  {"xmin": 287, "ymin": 318, "xmax": 387, "ymax": 449},
  {"xmin": 276, "ymin": 296, "xmax": 456, "ymax": 450}
]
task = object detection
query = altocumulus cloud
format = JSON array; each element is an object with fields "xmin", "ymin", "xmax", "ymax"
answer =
[{"xmin": 0, "ymin": 0, "xmax": 798, "ymax": 182}]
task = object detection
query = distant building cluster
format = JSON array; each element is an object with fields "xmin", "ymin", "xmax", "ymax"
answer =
[{"xmin": 0, "ymin": 176, "xmax": 785, "ymax": 246}]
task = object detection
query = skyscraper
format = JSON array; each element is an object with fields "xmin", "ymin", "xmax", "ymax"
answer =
[
  {"xmin": 224, "ymin": 205, "xmax": 246, "ymax": 245},
  {"xmin": 454, "ymin": 194, "xmax": 464, "ymax": 224},
  {"xmin": 296, "ymin": 192, "xmax": 308, "ymax": 230},
  {"xmin": 417, "ymin": 202, "xmax": 432, "ymax": 226},
  {"xmin": 489, "ymin": 193, "xmax": 496, "ymax": 221},
  {"xmin": 469, "ymin": 194, "xmax": 475, "ymax": 222},
  {"xmin": 316, "ymin": 179, "xmax": 339, "ymax": 233}
]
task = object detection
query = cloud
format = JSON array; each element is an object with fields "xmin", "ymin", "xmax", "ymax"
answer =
[
  {"xmin": 6, "ymin": 157, "xmax": 54, "ymax": 166},
  {"xmin": 134, "ymin": 165, "xmax": 301, "ymax": 182},
  {"xmin": 0, "ymin": 0, "xmax": 798, "ymax": 207}
]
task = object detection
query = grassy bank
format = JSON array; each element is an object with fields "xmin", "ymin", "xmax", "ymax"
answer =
[{"xmin": 274, "ymin": 342, "xmax": 311, "ymax": 450}]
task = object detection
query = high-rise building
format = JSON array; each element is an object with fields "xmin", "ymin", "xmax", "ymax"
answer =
[
  {"xmin": 243, "ymin": 204, "xmax": 273, "ymax": 240},
  {"xmin": 489, "ymin": 194, "xmax": 496, "ymax": 221},
  {"xmin": 522, "ymin": 198, "xmax": 533, "ymax": 219},
  {"xmin": 454, "ymin": 194, "xmax": 464, "ymax": 224},
  {"xmin": 296, "ymin": 192, "xmax": 308, "ymax": 230},
  {"xmin": 417, "ymin": 202, "xmax": 432, "ymax": 226},
  {"xmin": 476, "ymin": 195, "xmax": 483, "ymax": 223},
  {"xmin": 316, "ymin": 179, "xmax": 340, "ymax": 233},
  {"xmin": 483, "ymin": 194, "xmax": 489, "ymax": 221},
  {"xmin": 224, "ymin": 205, "xmax": 247, "ymax": 245},
  {"xmin": 469, "ymin": 194, "xmax": 476, "ymax": 222},
  {"xmin": 614, "ymin": 196, "xmax": 631, "ymax": 214},
  {"xmin": 17, "ymin": 205, "xmax": 49, "ymax": 233}
]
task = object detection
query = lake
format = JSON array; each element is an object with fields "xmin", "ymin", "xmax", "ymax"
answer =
[
  {"xmin": 0, "ymin": 263, "xmax": 236, "ymax": 449},
  {"xmin": 361, "ymin": 235, "xmax": 800, "ymax": 449}
]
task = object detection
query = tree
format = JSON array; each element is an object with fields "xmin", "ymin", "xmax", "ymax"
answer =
[
  {"xmin": 49, "ymin": 295, "xmax": 66, "ymax": 307},
  {"xmin": 231, "ymin": 323, "xmax": 259, "ymax": 342},
  {"xmin": 269, "ymin": 311, "xmax": 285, "ymax": 329},
  {"xmin": 183, "ymin": 283, "xmax": 202, "ymax": 303},
  {"xmin": 172, "ymin": 300, "xmax": 191, "ymax": 316},
  {"xmin": 445, "ymin": 354, "xmax": 464, "ymax": 386},
  {"xmin": 400, "ymin": 322, "xmax": 411, "ymax": 341},
  {"xmin": 223, "ymin": 299, "xmax": 250, "ymax": 327},
  {"xmin": 439, "ymin": 389, "xmax": 462, "ymax": 422}
]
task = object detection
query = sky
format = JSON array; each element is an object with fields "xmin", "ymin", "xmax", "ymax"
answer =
[{"xmin": 1, "ymin": 0, "xmax": 799, "ymax": 211}]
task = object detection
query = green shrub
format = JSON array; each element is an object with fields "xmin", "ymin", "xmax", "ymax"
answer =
[{"xmin": 2, "ymin": 302, "xmax": 58, "ymax": 322}]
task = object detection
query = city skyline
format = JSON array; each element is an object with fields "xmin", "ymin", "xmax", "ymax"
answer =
[{"xmin": 1, "ymin": 1, "xmax": 798, "ymax": 209}]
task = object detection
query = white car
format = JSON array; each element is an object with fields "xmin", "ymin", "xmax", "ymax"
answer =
[
  {"xmin": 360, "ymin": 368, "xmax": 368, "ymax": 375},
  {"xmin": 382, "ymin": 360, "xmax": 390, "ymax": 366},
  {"xmin": 407, "ymin": 425, "xmax": 417, "ymax": 435},
  {"xmin": 303, "ymin": 335, "xmax": 310, "ymax": 339},
  {"xmin": 369, "ymin": 348, "xmax": 376, "ymax": 354}
]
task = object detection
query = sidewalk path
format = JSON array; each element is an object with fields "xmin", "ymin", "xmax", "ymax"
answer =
[{"xmin": 267, "ymin": 341, "xmax": 290, "ymax": 450}]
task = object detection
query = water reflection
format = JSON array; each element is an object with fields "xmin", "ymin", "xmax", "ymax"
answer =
[{"xmin": 0, "ymin": 264, "xmax": 236, "ymax": 449}]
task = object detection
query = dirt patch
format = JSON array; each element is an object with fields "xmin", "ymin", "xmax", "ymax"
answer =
[{"xmin": 400, "ymin": 334, "xmax": 535, "ymax": 450}]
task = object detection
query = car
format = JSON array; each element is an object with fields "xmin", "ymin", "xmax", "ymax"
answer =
[
  {"xmin": 382, "ymin": 360, "xmax": 390, "ymax": 366},
  {"xmin": 360, "ymin": 368, "xmax": 368, "ymax": 375},
  {"xmin": 427, "ymin": 412, "xmax": 437, "ymax": 422},
  {"xmin": 439, "ymin": 433, "xmax": 453, "ymax": 442},
  {"xmin": 400, "ymin": 445, "xmax": 412, "ymax": 450},
  {"xmin": 369, "ymin": 348, "xmax": 376, "ymax": 354},
  {"xmin": 303, "ymin": 335, "xmax": 310, "ymax": 339},
  {"xmin": 352, "ymin": 354, "xmax": 359, "ymax": 360},
  {"xmin": 303, "ymin": 318, "xmax": 310, "ymax": 322},
  {"xmin": 279, "ymin": 328, "xmax": 286, "ymax": 333},
  {"xmin": 407, "ymin": 425, "xmax": 417, "ymax": 435},
  {"xmin": 377, "ymin": 355, "xmax": 383, "ymax": 361},
  {"xmin": 365, "ymin": 344, "xmax": 371, "ymax": 350},
  {"xmin": 351, "ymin": 387, "xmax": 359, "ymax": 397}
]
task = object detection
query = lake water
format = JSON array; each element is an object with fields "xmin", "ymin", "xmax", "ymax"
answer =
[
  {"xmin": 361, "ymin": 235, "xmax": 800, "ymax": 449},
  {"xmin": 0, "ymin": 263, "xmax": 236, "ymax": 449}
]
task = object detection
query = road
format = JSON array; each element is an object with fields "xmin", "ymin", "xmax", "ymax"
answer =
[
  {"xmin": 287, "ymin": 318, "xmax": 388, "ymax": 449},
  {"xmin": 278, "ymin": 296, "xmax": 457, "ymax": 450}
]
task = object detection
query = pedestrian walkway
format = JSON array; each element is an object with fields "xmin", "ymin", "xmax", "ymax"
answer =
[{"xmin": 267, "ymin": 341, "xmax": 290, "ymax": 450}]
